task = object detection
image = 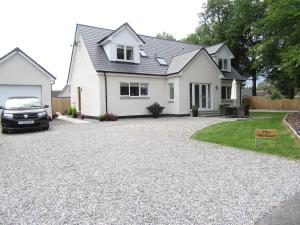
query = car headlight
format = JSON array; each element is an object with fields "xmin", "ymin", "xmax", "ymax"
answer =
[
  {"xmin": 3, "ymin": 113, "xmax": 13, "ymax": 119},
  {"xmin": 38, "ymin": 111, "xmax": 47, "ymax": 118}
]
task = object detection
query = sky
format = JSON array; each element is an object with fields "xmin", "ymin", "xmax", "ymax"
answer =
[{"xmin": 0, "ymin": 0, "xmax": 206, "ymax": 90}]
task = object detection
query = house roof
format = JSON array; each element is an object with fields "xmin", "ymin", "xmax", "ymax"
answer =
[
  {"xmin": 0, "ymin": 47, "xmax": 56, "ymax": 81},
  {"xmin": 222, "ymin": 67, "xmax": 245, "ymax": 81},
  {"xmin": 76, "ymin": 24, "xmax": 243, "ymax": 80},
  {"xmin": 52, "ymin": 90, "xmax": 61, "ymax": 97},
  {"xmin": 205, "ymin": 42, "xmax": 225, "ymax": 55}
]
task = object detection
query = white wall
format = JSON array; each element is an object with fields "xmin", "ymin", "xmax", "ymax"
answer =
[
  {"xmin": 179, "ymin": 51, "xmax": 223, "ymax": 114},
  {"xmin": 0, "ymin": 52, "xmax": 53, "ymax": 114},
  {"xmin": 99, "ymin": 73, "xmax": 173, "ymax": 116},
  {"xmin": 69, "ymin": 35, "xmax": 101, "ymax": 117}
]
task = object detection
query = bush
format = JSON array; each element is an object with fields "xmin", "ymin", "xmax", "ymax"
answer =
[
  {"xmin": 68, "ymin": 107, "xmax": 73, "ymax": 116},
  {"xmin": 270, "ymin": 89, "xmax": 282, "ymax": 100},
  {"xmin": 72, "ymin": 107, "xmax": 78, "ymax": 118},
  {"xmin": 147, "ymin": 102, "xmax": 164, "ymax": 118},
  {"xmin": 99, "ymin": 113, "xmax": 118, "ymax": 121}
]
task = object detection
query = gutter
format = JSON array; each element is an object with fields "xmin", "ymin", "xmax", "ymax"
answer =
[{"xmin": 104, "ymin": 72, "xmax": 108, "ymax": 113}]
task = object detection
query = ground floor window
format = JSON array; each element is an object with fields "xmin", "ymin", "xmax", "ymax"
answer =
[
  {"xmin": 222, "ymin": 86, "xmax": 231, "ymax": 99},
  {"xmin": 169, "ymin": 83, "xmax": 174, "ymax": 100},
  {"xmin": 120, "ymin": 82, "xmax": 149, "ymax": 97}
]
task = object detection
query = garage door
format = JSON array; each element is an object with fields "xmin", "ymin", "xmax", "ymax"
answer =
[{"xmin": 0, "ymin": 85, "xmax": 42, "ymax": 107}]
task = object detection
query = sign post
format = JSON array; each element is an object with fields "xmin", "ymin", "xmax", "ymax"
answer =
[{"xmin": 255, "ymin": 129, "xmax": 278, "ymax": 147}]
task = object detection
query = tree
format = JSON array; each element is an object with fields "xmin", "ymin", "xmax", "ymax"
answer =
[
  {"xmin": 251, "ymin": 0, "xmax": 300, "ymax": 98},
  {"xmin": 156, "ymin": 32, "xmax": 176, "ymax": 41},
  {"xmin": 183, "ymin": 0, "xmax": 265, "ymax": 96}
]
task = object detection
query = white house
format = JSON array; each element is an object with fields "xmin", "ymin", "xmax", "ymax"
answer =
[
  {"xmin": 0, "ymin": 48, "xmax": 56, "ymax": 115},
  {"xmin": 65, "ymin": 23, "xmax": 244, "ymax": 117}
]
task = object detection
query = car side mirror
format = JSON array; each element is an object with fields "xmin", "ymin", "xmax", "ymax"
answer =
[
  {"xmin": 44, "ymin": 105, "xmax": 49, "ymax": 108},
  {"xmin": 0, "ymin": 106, "xmax": 3, "ymax": 109}
]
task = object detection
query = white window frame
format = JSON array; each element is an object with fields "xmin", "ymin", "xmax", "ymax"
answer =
[
  {"xmin": 218, "ymin": 58, "xmax": 229, "ymax": 71},
  {"xmin": 169, "ymin": 83, "xmax": 174, "ymax": 101},
  {"xmin": 116, "ymin": 45, "xmax": 134, "ymax": 62},
  {"xmin": 221, "ymin": 86, "xmax": 231, "ymax": 100},
  {"xmin": 120, "ymin": 82, "xmax": 149, "ymax": 97}
]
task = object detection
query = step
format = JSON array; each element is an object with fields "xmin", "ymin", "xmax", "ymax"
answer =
[{"xmin": 198, "ymin": 111, "xmax": 222, "ymax": 117}]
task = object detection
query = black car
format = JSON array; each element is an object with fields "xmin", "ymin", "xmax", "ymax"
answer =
[{"xmin": 0, "ymin": 97, "xmax": 49, "ymax": 134}]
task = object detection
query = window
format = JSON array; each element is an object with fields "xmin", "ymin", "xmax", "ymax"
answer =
[
  {"xmin": 120, "ymin": 83, "xmax": 129, "ymax": 95},
  {"xmin": 130, "ymin": 83, "xmax": 139, "ymax": 96},
  {"xmin": 117, "ymin": 45, "xmax": 125, "ymax": 60},
  {"xmin": 140, "ymin": 83, "xmax": 148, "ymax": 96},
  {"xmin": 218, "ymin": 59, "xmax": 223, "ymax": 68},
  {"xmin": 126, "ymin": 46, "xmax": 133, "ymax": 60},
  {"xmin": 116, "ymin": 45, "xmax": 134, "ymax": 61},
  {"xmin": 169, "ymin": 83, "xmax": 174, "ymax": 100},
  {"xmin": 218, "ymin": 58, "xmax": 229, "ymax": 71},
  {"xmin": 156, "ymin": 57, "xmax": 167, "ymax": 65},
  {"xmin": 223, "ymin": 59, "xmax": 228, "ymax": 70},
  {"xmin": 120, "ymin": 82, "xmax": 149, "ymax": 97},
  {"xmin": 140, "ymin": 50, "xmax": 147, "ymax": 57},
  {"xmin": 222, "ymin": 86, "xmax": 231, "ymax": 99}
]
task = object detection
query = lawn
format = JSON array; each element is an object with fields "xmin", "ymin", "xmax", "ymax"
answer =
[{"xmin": 193, "ymin": 112, "xmax": 300, "ymax": 159}]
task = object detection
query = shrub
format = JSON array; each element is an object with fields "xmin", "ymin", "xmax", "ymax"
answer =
[
  {"xmin": 191, "ymin": 105, "xmax": 198, "ymax": 117},
  {"xmin": 72, "ymin": 107, "xmax": 78, "ymax": 118},
  {"xmin": 67, "ymin": 107, "xmax": 73, "ymax": 116},
  {"xmin": 99, "ymin": 113, "xmax": 118, "ymax": 121},
  {"xmin": 147, "ymin": 102, "xmax": 164, "ymax": 118}
]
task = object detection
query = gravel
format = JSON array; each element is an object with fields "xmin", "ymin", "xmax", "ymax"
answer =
[{"xmin": 0, "ymin": 117, "xmax": 300, "ymax": 224}]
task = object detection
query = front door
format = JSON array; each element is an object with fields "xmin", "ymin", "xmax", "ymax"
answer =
[{"xmin": 190, "ymin": 83, "xmax": 212, "ymax": 110}]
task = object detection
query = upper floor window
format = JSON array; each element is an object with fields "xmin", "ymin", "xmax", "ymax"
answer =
[
  {"xmin": 117, "ymin": 45, "xmax": 134, "ymax": 61},
  {"xmin": 218, "ymin": 58, "xmax": 228, "ymax": 70}
]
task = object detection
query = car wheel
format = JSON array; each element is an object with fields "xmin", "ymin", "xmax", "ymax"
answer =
[{"xmin": 2, "ymin": 128, "xmax": 8, "ymax": 134}]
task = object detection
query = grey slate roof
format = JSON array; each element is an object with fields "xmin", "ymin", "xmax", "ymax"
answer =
[
  {"xmin": 205, "ymin": 42, "xmax": 225, "ymax": 55},
  {"xmin": 77, "ymin": 24, "xmax": 244, "ymax": 80},
  {"xmin": 223, "ymin": 67, "xmax": 245, "ymax": 81}
]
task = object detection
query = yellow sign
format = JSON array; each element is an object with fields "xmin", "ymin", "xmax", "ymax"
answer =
[{"xmin": 255, "ymin": 129, "xmax": 278, "ymax": 146}]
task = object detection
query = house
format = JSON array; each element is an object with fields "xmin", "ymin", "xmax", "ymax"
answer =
[
  {"xmin": 0, "ymin": 48, "xmax": 56, "ymax": 115},
  {"xmin": 65, "ymin": 23, "xmax": 244, "ymax": 117}
]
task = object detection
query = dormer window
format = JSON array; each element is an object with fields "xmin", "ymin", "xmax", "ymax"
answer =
[
  {"xmin": 117, "ymin": 45, "xmax": 134, "ymax": 61},
  {"xmin": 218, "ymin": 58, "xmax": 228, "ymax": 70},
  {"xmin": 117, "ymin": 45, "xmax": 125, "ymax": 60}
]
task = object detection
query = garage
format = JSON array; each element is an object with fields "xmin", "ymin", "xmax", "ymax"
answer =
[
  {"xmin": 0, "ymin": 48, "xmax": 56, "ymax": 114},
  {"xmin": 0, "ymin": 85, "xmax": 42, "ymax": 107}
]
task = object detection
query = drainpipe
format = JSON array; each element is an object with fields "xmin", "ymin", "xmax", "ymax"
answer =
[
  {"xmin": 240, "ymin": 81, "xmax": 242, "ymax": 106},
  {"xmin": 104, "ymin": 72, "xmax": 108, "ymax": 113}
]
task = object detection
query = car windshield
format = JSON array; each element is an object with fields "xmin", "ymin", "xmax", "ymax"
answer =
[{"xmin": 5, "ymin": 98, "xmax": 42, "ymax": 109}]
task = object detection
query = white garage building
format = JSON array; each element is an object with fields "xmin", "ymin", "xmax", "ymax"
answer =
[{"xmin": 0, "ymin": 48, "xmax": 56, "ymax": 115}]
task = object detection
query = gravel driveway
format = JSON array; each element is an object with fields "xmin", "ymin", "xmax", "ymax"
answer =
[{"xmin": 0, "ymin": 117, "xmax": 300, "ymax": 224}]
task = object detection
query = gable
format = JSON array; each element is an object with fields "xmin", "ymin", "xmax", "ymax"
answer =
[
  {"xmin": 182, "ymin": 50, "xmax": 224, "ymax": 79},
  {"xmin": 215, "ymin": 44, "xmax": 234, "ymax": 59},
  {"xmin": 0, "ymin": 49, "xmax": 55, "ymax": 83},
  {"xmin": 110, "ymin": 26, "xmax": 144, "ymax": 46}
]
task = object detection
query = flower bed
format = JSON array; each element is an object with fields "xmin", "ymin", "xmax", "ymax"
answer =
[{"xmin": 286, "ymin": 112, "xmax": 300, "ymax": 136}]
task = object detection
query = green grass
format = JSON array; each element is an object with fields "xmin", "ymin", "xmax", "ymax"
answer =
[{"xmin": 192, "ymin": 112, "xmax": 300, "ymax": 159}]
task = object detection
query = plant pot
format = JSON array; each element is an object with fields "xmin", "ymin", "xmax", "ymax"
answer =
[{"xmin": 192, "ymin": 110, "xmax": 198, "ymax": 117}]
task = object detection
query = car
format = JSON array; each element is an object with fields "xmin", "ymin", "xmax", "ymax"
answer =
[{"xmin": 0, "ymin": 97, "xmax": 49, "ymax": 134}]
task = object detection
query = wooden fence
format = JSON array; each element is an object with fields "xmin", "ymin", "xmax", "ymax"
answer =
[
  {"xmin": 52, "ymin": 97, "xmax": 70, "ymax": 114},
  {"xmin": 246, "ymin": 96, "xmax": 300, "ymax": 111}
]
